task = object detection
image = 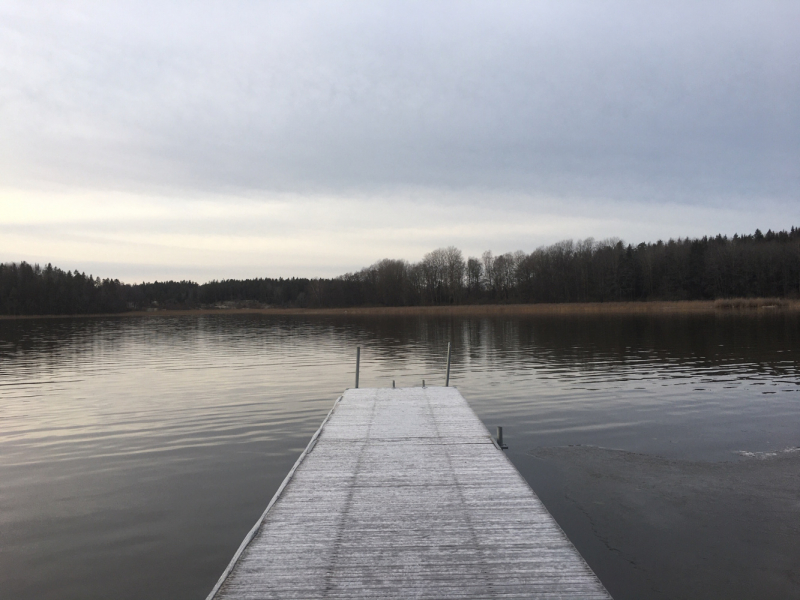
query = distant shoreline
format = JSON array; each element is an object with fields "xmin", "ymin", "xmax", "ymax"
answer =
[{"xmin": 1, "ymin": 298, "xmax": 798, "ymax": 320}]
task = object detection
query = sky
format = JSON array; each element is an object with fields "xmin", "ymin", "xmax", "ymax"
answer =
[{"xmin": 1, "ymin": 1, "xmax": 798, "ymax": 282}]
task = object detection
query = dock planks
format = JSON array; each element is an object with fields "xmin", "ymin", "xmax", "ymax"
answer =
[{"xmin": 208, "ymin": 387, "xmax": 611, "ymax": 599}]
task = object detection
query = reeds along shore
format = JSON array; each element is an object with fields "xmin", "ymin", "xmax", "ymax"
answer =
[{"xmin": 2, "ymin": 299, "xmax": 799, "ymax": 320}]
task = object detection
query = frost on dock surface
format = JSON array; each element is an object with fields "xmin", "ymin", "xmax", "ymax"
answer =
[{"xmin": 208, "ymin": 387, "xmax": 611, "ymax": 599}]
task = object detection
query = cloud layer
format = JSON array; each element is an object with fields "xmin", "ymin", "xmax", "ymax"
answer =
[{"xmin": 1, "ymin": 1, "xmax": 798, "ymax": 280}]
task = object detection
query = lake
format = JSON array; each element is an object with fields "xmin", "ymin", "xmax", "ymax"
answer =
[{"xmin": 1, "ymin": 312, "xmax": 798, "ymax": 599}]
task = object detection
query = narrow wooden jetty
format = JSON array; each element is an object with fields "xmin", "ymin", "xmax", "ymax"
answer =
[{"xmin": 208, "ymin": 387, "xmax": 611, "ymax": 599}]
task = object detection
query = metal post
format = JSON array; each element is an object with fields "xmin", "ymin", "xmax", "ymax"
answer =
[
  {"xmin": 422, "ymin": 379, "xmax": 425, "ymax": 388},
  {"xmin": 445, "ymin": 342, "xmax": 452, "ymax": 387},
  {"xmin": 496, "ymin": 426, "xmax": 508, "ymax": 449},
  {"xmin": 392, "ymin": 380, "xmax": 395, "ymax": 388},
  {"xmin": 355, "ymin": 346, "xmax": 360, "ymax": 389}
]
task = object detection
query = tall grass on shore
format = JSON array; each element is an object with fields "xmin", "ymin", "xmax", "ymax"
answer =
[
  {"xmin": 3, "ymin": 299, "xmax": 799, "ymax": 320},
  {"xmin": 713, "ymin": 298, "xmax": 791, "ymax": 310}
]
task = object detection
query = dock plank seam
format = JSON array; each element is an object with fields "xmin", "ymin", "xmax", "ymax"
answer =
[
  {"xmin": 321, "ymin": 396, "xmax": 379, "ymax": 597},
  {"xmin": 423, "ymin": 388, "xmax": 497, "ymax": 599}
]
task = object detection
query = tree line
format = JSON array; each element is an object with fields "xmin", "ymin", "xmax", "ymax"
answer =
[
  {"xmin": 1, "ymin": 227, "xmax": 798, "ymax": 315},
  {"xmin": 0, "ymin": 263, "xmax": 311, "ymax": 315}
]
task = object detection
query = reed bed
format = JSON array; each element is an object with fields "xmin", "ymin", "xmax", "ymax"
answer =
[{"xmin": 4, "ymin": 298, "xmax": 799, "ymax": 319}]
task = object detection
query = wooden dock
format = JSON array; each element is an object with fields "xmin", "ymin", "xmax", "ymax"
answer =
[{"xmin": 207, "ymin": 387, "xmax": 611, "ymax": 599}]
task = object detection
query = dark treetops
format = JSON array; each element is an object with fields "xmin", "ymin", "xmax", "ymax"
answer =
[{"xmin": 2, "ymin": 227, "xmax": 798, "ymax": 315}]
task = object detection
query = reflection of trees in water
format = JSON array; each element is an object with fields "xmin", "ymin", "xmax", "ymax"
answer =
[
  {"xmin": 334, "ymin": 313, "xmax": 800, "ymax": 378},
  {"xmin": 1, "ymin": 313, "xmax": 797, "ymax": 382}
]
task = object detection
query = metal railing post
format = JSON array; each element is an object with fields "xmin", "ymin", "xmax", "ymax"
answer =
[
  {"xmin": 496, "ymin": 426, "xmax": 508, "ymax": 449},
  {"xmin": 445, "ymin": 342, "xmax": 452, "ymax": 387},
  {"xmin": 355, "ymin": 346, "xmax": 360, "ymax": 389}
]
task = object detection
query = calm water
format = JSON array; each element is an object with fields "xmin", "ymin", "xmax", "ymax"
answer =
[{"xmin": 1, "ymin": 313, "xmax": 798, "ymax": 599}]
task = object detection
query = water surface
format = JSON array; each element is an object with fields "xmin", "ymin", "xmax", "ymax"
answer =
[{"xmin": 1, "ymin": 313, "xmax": 798, "ymax": 599}]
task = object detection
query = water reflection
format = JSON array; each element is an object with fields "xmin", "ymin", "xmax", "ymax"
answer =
[{"xmin": 0, "ymin": 313, "xmax": 798, "ymax": 599}]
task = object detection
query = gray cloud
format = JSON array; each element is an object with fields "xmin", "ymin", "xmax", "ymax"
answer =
[{"xmin": 2, "ymin": 0, "xmax": 798, "ymax": 203}]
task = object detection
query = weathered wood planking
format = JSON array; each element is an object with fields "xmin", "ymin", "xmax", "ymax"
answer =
[{"xmin": 208, "ymin": 387, "xmax": 612, "ymax": 599}]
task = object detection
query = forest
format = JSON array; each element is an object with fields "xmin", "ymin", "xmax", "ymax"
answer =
[{"xmin": 1, "ymin": 227, "xmax": 799, "ymax": 315}]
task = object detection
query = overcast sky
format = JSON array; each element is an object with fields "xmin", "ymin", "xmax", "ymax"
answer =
[{"xmin": 1, "ymin": 1, "xmax": 798, "ymax": 282}]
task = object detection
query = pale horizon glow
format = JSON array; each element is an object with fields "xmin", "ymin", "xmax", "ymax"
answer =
[{"xmin": 1, "ymin": 1, "xmax": 798, "ymax": 282}]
